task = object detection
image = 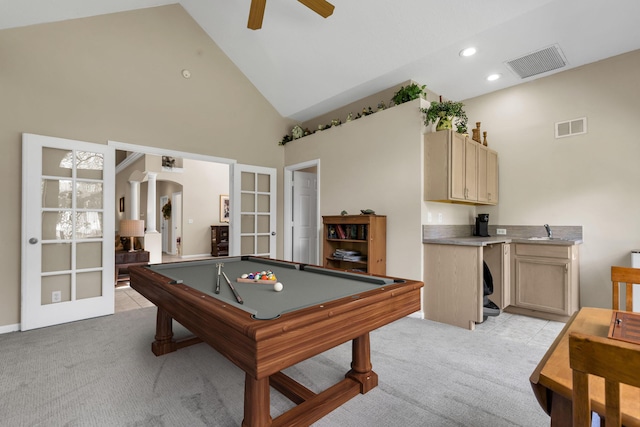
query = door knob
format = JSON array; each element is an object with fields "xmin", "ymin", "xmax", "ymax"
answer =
[
  {"xmin": 271, "ymin": 232, "xmax": 276, "ymax": 236},
  {"xmin": 29, "ymin": 237, "xmax": 38, "ymax": 244}
]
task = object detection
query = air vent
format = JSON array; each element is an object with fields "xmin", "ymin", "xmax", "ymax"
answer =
[
  {"xmin": 556, "ymin": 117, "xmax": 587, "ymax": 139},
  {"xmin": 505, "ymin": 45, "xmax": 567, "ymax": 79}
]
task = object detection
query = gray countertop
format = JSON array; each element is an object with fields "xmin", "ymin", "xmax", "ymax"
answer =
[
  {"xmin": 422, "ymin": 224, "xmax": 583, "ymax": 246},
  {"xmin": 422, "ymin": 236, "xmax": 583, "ymax": 246}
]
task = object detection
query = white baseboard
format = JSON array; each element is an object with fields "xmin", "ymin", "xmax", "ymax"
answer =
[
  {"xmin": 408, "ymin": 311, "xmax": 424, "ymax": 320},
  {"xmin": 0, "ymin": 323, "xmax": 20, "ymax": 334}
]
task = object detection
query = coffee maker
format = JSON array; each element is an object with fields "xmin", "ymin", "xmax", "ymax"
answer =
[{"xmin": 475, "ymin": 213, "xmax": 490, "ymax": 237}]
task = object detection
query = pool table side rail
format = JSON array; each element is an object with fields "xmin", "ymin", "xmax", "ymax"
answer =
[{"xmin": 130, "ymin": 264, "xmax": 423, "ymax": 379}]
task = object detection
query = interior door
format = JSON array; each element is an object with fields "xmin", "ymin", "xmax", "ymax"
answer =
[
  {"xmin": 21, "ymin": 133, "xmax": 115, "ymax": 331},
  {"xmin": 231, "ymin": 164, "xmax": 276, "ymax": 257},
  {"xmin": 292, "ymin": 170, "xmax": 318, "ymax": 264}
]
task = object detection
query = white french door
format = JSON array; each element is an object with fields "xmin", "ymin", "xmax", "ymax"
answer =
[
  {"xmin": 21, "ymin": 134, "xmax": 115, "ymax": 331},
  {"xmin": 231, "ymin": 164, "xmax": 277, "ymax": 258}
]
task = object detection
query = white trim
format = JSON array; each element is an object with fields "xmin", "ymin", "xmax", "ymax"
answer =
[
  {"xmin": 283, "ymin": 159, "xmax": 321, "ymax": 263},
  {"xmin": 115, "ymin": 151, "xmax": 143, "ymax": 174},
  {"xmin": 108, "ymin": 140, "xmax": 237, "ymax": 165},
  {"xmin": 0, "ymin": 323, "xmax": 20, "ymax": 334}
]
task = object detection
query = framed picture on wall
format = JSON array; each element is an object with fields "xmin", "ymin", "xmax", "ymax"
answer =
[{"xmin": 220, "ymin": 195, "xmax": 229, "ymax": 223}]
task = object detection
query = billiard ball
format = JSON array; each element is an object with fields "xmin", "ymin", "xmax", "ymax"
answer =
[{"xmin": 273, "ymin": 282, "xmax": 283, "ymax": 292}]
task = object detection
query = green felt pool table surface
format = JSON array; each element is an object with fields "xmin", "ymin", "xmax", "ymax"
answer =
[{"xmin": 147, "ymin": 257, "xmax": 397, "ymax": 320}]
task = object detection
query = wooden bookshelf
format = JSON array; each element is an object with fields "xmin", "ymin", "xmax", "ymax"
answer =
[{"xmin": 322, "ymin": 215, "xmax": 386, "ymax": 275}]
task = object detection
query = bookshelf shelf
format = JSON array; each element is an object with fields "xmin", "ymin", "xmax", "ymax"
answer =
[{"xmin": 322, "ymin": 215, "xmax": 386, "ymax": 275}]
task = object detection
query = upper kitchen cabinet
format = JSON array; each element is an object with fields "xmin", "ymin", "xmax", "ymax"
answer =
[{"xmin": 424, "ymin": 130, "xmax": 498, "ymax": 205}]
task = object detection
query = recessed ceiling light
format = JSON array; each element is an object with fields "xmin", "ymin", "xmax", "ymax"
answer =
[
  {"xmin": 487, "ymin": 73, "xmax": 502, "ymax": 81},
  {"xmin": 459, "ymin": 47, "xmax": 477, "ymax": 57}
]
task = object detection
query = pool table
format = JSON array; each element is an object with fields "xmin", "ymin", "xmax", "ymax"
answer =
[{"xmin": 130, "ymin": 256, "xmax": 423, "ymax": 427}]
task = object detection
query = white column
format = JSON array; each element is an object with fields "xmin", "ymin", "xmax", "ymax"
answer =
[
  {"xmin": 146, "ymin": 172, "xmax": 158, "ymax": 233},
  {"xmin": 129, "ymin": 181, "xmax": 140, "ymax": 220}
]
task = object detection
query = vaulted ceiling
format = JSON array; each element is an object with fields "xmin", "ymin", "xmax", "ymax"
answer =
[{"xmin": 2, "ymin": 0, "xmax": 640, "ymax": 122}]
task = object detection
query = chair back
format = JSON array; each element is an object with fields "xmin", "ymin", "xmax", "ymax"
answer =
[
  {"xmin": 569, "ymin": 331, "xmax": 640, "ymax": 426},
  {"xmin": 611, "ymin": 266, "xmax": 640, "ymax": 311}
]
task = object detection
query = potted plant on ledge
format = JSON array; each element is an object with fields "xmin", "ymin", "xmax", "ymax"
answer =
[{"xmin": 421, "ymin": 100, "xmax": 468, "ymax": 134}]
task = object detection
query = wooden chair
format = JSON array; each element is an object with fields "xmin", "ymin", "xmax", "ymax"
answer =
[
  {"xmin": 569, "ymin": 331, "xmax": 640, "ymax": 426},
  {"xmin": 611, "ymin": 266, "xmax": 640, "ymax": 311}
]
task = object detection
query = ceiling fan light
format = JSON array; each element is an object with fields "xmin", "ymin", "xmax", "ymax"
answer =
[{"xmin": 459, "ymin": 47, "xmax": 477, "ymax": 57}]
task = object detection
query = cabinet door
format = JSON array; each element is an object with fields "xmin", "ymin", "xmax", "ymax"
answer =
[
  {"xmin": 487, "ymin": 149, "xmax": 498, "ymax": 204},
  {"xmin": 514, "ymin": 257, "xmax": 570, "ymax": 315},
  {"xmin": 477, "ymin": 145, "xmax": 488, "ymax": 203},
  {"xmin": 449, "ymin": 132, "xmax": 466, "ymax": 200},
  {"xmin": 464, "ymin": 138, "xmax": 478, "ymax": 201}
]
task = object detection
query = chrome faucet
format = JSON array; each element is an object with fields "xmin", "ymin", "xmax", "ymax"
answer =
[{"xmin": 544, "ymin": 224, "xmax": 552, "ymax": 238}]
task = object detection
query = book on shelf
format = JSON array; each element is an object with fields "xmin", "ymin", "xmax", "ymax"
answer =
[
  {"xmin": 332, "ymin": 249, "xmax": 367, "ymax": 262},
  {"xmin": 335, "ymin": 224, "xmax": 346, "ymax": 239}
]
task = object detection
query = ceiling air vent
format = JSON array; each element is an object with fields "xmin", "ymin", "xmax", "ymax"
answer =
[
  {"xmin": 505, "ymin": 44, "xmax": 567, "ymax": 79},
  {"xmin": 555, "ymin": 117, "xmax": 587, "ymax": 139}
]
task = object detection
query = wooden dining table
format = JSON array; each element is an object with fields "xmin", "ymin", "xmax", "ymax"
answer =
[{"xmin": 530, "ymin": 307, "xmax": 640, "ymax": 426}]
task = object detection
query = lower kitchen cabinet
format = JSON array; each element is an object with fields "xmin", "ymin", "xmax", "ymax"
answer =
[
  {"xmin": 423, "ymin": 242, "xmax": 509, "ymax": 330},
  {"xmin": 508, "ymin": 243, "xmax": 580, "ymax": 321}
]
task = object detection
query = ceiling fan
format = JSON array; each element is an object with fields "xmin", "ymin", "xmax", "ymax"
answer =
[{"xmin": 247, "ymin": 0, "xmax": 335, "ymax": 30}]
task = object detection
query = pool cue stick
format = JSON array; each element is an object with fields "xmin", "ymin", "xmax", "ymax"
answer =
[
  {"xmin": 215, "ymin": 263, "xmax": 222, "ymax": 294},
  {"xmin": 222, "ymin": 271, "xmax": 243, "ymax": 304}
]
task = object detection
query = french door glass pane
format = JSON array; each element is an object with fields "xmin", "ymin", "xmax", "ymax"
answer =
[
  {"xmin": 241, "ymin": 214, "xmax": 255, "ymax": 233},
  {"xmin": 241, "ymin": 236, "xmax": 254, "ymax": 254},
  {"xmin": 76, "ymin": 212, "xmax": 103, "ymax": 239},
  {"xmin": 42, "ymin": 179, "xmax": 72, "ymax": 208},
  {"xmin": 257, "ymin": 236, "xmax": 269, "ymax": 254},
  {"xmin": 257, "ymin": 215, "xmax": 269, "ymax": 233},
  {"xmin": 77, "ymin": 242, "xmax": 102, "ymax": 269},
  {"xmin": 241, "ymin": 172, "xmax": 255, "ymax": 191},
  {"xmin": 77, "ymin": 271, "xmax": 102, "ymax": 299},
  {"xmin": 241, "ymin": 193, "xmax": 255, "ymax": 211},
  {"xmin": 42, "ymin": 148, "xmax": 72, "ymax": 177},
  {"xmin": 76, "ymin": 151, "xmax": 104, "ymax": 180},
  {"xmin": 42, "ymin": 211, "xmax": 73, "ymax": 240},
  {"xmin": 257, "ymin": 194, "xmax": 270, "ymax": 212},
  {"xmin": 76, "ymin": 181, "xmax": 103, "ymax": 209},
  {"xmin": 257, "ymin": 173, "xmax": 270, "ymax": 192},
  {"xmin": 41, "ymin": 275, "xmax": 71, "ymax": 304},
  {"xmin": 41, "ymin": 243, "xmax": 71, "ymax": 272}
]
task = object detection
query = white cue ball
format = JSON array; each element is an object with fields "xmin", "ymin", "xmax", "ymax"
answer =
[{"xmin": 273, "ymin": 282, "xmax": 283, "ymax": 292}]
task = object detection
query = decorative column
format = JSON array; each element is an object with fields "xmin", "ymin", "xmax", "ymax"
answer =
[
  {"xmin": 146, "ymin": 172, "xmax": 158, "ymax": 233},
  {"xmin": 129, "ymin": 181, "xmax": 141, "ymax": 220}
]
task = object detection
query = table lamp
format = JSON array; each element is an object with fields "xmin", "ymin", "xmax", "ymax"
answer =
[{"xmin": 119, "ymin": 219, "xmax": 145, "ymax": 252}]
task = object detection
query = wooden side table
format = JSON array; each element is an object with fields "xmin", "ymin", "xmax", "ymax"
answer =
[{"xmin": 115, "ymin": 250, "xmax": 150, "ymax": 285}]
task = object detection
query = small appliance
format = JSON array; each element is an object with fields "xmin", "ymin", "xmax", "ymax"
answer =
[{"xmin": 475, "ymin": 213, "xmax": 490, "ymax": 237}]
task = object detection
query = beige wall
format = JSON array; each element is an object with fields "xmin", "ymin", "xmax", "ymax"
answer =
[
  {"xmin": 0, "ymin": 5, "xmax": 289, "ymax": 328},
  {"xmin": 284, "ymin": 100, "xmax": 426, "ymax": 282},
  {"xmin": 462, "ymin": 49, "xmax": 640, "ymax": 308}
]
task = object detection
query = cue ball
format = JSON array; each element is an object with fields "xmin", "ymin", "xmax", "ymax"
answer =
[{"xmin": 273, "ymin": 282, "xmax": 283, "ymax": 292}]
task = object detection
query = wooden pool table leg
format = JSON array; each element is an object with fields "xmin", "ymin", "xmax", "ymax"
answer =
[
  {"xmin": 151, "ymin": 308, "xmax": 177, "ymax": 356},
  {"xmin": 346, "ymin": 333, "xmax": 379, "ymax": 393},
  {"xmin": 242, "ymin": 374, "xmax": 272, "ymax": 427}
]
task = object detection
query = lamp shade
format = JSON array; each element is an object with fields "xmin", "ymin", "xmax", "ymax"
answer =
[{"xmin": 120, "ymin": 219, "xmax": 145, "ymax": 237}]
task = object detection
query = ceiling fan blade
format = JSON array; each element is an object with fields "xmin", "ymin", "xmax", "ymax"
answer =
[
  {"xmin": 297, "ymin": 0, "xmax": 335, "ymax": 18},
  {"xmin": 247, "ymin": 0, "xmax": 267, "ymax": 30}
]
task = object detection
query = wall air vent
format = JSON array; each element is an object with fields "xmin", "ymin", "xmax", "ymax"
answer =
[
  {"xmin": 505, "ymin": 44, "xmax": 567, "ymax": 79},
  {"xmin": 555, "ymin": 117, "xmax": 587, "ymax": 139}
]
